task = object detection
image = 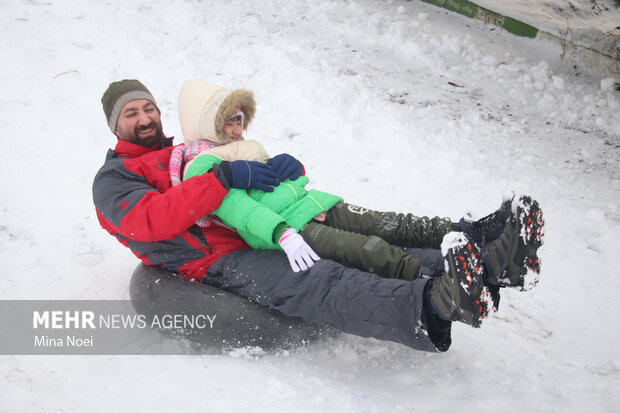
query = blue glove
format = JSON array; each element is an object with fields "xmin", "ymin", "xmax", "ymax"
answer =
[
  {"xmin": 228, "ymin": 160, "xmax": 280, "ymax": 192},
  {"xmin": 268, "ymin": 153, "xmax": 302, "ymax": 182}
]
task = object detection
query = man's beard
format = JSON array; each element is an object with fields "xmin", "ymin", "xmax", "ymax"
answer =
[{"xmin": 133, "ymin": 121, "xmax": 163, "ymax": 147}]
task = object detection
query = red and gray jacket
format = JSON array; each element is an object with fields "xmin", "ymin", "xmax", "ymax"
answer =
[{"xmin": 92, "ymin": 137, "xmax": 249, "ymax": 280}]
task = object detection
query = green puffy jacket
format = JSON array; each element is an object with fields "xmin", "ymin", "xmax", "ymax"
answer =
[{"xmin": 185, "ymin": 153, "xmax": 343, "ymax": 250}]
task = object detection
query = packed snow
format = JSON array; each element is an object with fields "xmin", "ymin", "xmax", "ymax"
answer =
[{"xmin": 1, "ymin": 0, "xmax": 619, "ymax": 411}]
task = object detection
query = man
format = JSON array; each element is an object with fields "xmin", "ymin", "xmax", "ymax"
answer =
[{"xmin": 93, "ymin": 79, "xmax": 544, "ymax": 352}]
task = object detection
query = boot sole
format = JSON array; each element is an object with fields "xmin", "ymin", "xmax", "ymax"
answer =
[{"xmin": 513, "ymin": 196, "xmax": 545, "ymax": 291}]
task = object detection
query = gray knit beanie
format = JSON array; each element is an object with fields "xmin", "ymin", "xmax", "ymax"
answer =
[{"xmin": 101, "ymin": 79, "xmax": 160, "ymax": 133}]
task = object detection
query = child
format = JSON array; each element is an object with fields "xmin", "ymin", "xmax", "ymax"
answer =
[{"xmin": 171, "ymin": 79, "xmax": 429, "ymax": 280}]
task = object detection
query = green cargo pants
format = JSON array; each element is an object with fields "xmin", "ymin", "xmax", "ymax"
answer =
[{"xmin": 299, "ymin": 202, "xmax": 460, "ymax": 281}]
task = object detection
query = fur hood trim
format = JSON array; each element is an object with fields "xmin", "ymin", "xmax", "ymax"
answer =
[{"xmin": 178, "ymin": 79, "xmax": 256, "ymax": 144}]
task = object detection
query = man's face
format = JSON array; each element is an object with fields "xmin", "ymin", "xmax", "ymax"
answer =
[{"xmin": 115, "ymin": 99, "xmax": 163, "ymax": 147}]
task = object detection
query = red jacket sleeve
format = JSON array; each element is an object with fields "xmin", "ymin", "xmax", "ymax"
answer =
[{"xmin": 93, "ymin": 158, "xmax": 229, "ymax": 242}]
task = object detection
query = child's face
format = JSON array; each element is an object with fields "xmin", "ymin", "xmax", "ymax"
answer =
[{"xmin": 223, "ymin": 116, "xmax": 243, "ymax": 141}]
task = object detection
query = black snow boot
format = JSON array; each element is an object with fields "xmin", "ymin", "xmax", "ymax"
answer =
[
  {"xmin": 475, "ymin": 195, "xmax": 545, "ymax": 291},
  {"xmin": 428, "ymin": 232, "xmax": 491, "ymax": 328},
  {"xmin": 459, "ymin": 195, "xmax": 513, "ymax": 244}
]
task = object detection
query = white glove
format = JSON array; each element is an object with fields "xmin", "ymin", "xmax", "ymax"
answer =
[{"xmin": 278, "ymin": 228, "xmax": 320, "ymax": 272}]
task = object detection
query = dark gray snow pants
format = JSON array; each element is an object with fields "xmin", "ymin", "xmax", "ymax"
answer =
[{"xmin": 204, "ymin": 247, "xmax": 445, "ymax": 352}]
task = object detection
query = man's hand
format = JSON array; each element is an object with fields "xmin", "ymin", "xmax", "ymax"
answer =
[
  {"xmin": 278, "ymin": 228, "xmax": 320, "ymax": 272},
  {"xmin": 268, "ymin": 153, "xmax": 302, "ymax": 182},
  {"xmin": 218, "ymin": 160, "xmax": 280, "ymax": 192}
]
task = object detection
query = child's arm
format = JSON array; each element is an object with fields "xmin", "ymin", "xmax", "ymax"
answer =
[
  {"xmin": 185, "ymin": 152, "xmax": 284, "ymax": 249},
  {"xmin": 213, "ymin": 188, "xmax": 286, "ymax": 248}
]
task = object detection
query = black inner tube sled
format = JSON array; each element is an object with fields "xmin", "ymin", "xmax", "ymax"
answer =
[{"xmin": 129, "ymin": 264, "xmax": 339, "ymax": 352}]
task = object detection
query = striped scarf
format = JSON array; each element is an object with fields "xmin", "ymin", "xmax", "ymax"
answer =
[{"xmin": 170, "ymin": 140, "xmax": 221, "ymax": 186}]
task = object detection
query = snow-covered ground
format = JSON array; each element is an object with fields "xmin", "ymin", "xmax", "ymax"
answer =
[{"xmin": 1, "ymin": 0, "xmax": 619, "ymax": 411}]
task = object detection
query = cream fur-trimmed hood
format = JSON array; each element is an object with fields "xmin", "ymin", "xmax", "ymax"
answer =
[{"xmin": 178, "ymin": 79, "xmax": 256, "ymax": 144}]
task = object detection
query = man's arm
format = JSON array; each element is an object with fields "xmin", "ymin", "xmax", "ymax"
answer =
[{"xmin": 93, "ymin": 160, "xmax": 228, "ymax": 242}]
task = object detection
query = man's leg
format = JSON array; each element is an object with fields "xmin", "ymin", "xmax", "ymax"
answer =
[
  {"xmin": 323, "ymin": 202, "xmax": 460, "ymax": 249},
  {"xmin": 204, "ymin": 249, "xmax": 446, "ymax": 352},
  {"xmin": 299, "ymin": 222, "xmax": 423, "ymax": 281},
  {"xmin": 404, "ymin": 247, "xmax": 445, "ymax": 277},
  {"xmin": 426, "ymin": 232, "xmax": 492, "ymax": 328}
]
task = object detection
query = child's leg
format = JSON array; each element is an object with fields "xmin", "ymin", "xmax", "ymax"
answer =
[
  {"xmin": 322, "ymin": 202, "xmax": 460, "ymax": 250},
  {"xmin": 300, "ymin": 222, "xmax": 422, "ymax": 281}
]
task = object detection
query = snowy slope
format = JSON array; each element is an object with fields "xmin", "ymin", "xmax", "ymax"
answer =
[{"xmin": 1, "ymin": 0, "xmax": 619, "ymax": 411}]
